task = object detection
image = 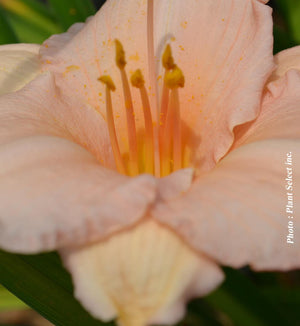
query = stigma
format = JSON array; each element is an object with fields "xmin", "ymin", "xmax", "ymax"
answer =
[{"xmin": 99, "ymin": 40, "xmax": 185, "ymax": 177}]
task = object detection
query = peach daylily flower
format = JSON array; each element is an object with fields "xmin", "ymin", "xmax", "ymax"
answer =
[{"xmin": 0, "ymin": 0, "xmax": 300, "ymax": 325}]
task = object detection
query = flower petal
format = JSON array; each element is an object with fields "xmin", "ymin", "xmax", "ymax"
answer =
[
  {"xmin": 269, "ymin": 45, "xmax": 300, "ymax": 82},
  {"xmin": 0, "ymin": 72, "xmax": 114, "ymax": 167},
  {"xmin": 40, "ymin": 1, "xmax": 152, "ymax": 143},
  {"xmin": 60, "ymin": 220, "xmax": 223, "ymax": 325},
  {"xmin": 0, "ymin": 43, "xmax": 41, "ymax": 95},
  {"xmin": 157, "ymin": 168, "xmax": 194, "ymax": 201},
  {"xmin": 155, "ymin": 0, "xmax": 274, "ymax": 171},
  {"xmin": 232, "ymin": 69, "xmax": 300, "ymax": 149},
  {"xmin": 0, "ymin": 136, "xmax": 156, "ymax": 253},
  {"xmin": 153, "ymin": 139, "xmax": 300, "ymax": 270},
  {"xmin": 41, "ymin": 0, "xmax": 274, "ymax": 171}
]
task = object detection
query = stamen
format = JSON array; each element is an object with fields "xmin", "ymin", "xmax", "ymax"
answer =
[
  {"xmin": 159, "ymin": 44, "xmax": 178, "ymax": 176},
  {"xmin": 115, "ymin": 39, "xmax": 139, "ymax": 176},
  {"xmin": 165, "ymin": 66, "xmax": 185, "ymax": 172},
  {"xmin": 115, "ymin": 39, "xmax": 127, "ymax": 69},
  {"xmin": 98, "ymin": 75, "xmax": 126, "ymax": 175},
  {"xmin": 159, "ymin": 45, "xmax": 175, "ymax": 137},
  {"xmin": 162, "ymin": 44, "xmax": 176, "ymax": 71},
  {"xmin": 170, "ymin": 88, "xmax": 182, "ymax": 171},
  {"xmin": 165, "ymin": 66, "xmax": 185, "ymax": 89},
  {"xmin": 160, "ymin": 44, "xmax": 175, "ymax": 129},
  {"xmin": 160, "ymin": 100, "xmax": 173, "ymax": 177},
  {"xmin": 101, "ymin": 39, "xmax": 186, "ymax": 177},
  {"xmin": 98, "ymin": 75, "xmax": 116, "ymax": 91},
  {"xmin": 131, "ymin": 69, "xmax": 154, "ymax": 174}
]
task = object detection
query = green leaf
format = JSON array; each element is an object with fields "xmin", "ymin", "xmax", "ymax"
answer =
[
  {"xmin": 11, "ymin": 0, "xmax": 56, "ymax": 21},
  {"xmin": 181, "ymin": 300, "xmax": 225, "ymax": 326},
  {"xmin": 204, "ymin": 268, "xmax": 293, "ymax": 326},
  {"xmin": 0, "ymin": 250, "xmax": 113, "ymax": 326},
  {"xmin": 48, "ymin": 0, "xmax": 96, "ymax": 30},
  {"xmin": 0, "ymin": 6, "xmax": 18, "ymax": 44},
  {"xmin": 262, "ymin": 286, "xmax": 300, "ymax": 324},
  {"xmin": 5, "ymin": 11, "xmax": 55, "ymax": 43},
  {"xmin": 275, "ymin": 0, "xmax": 300, "ymax": 44},
  {"xmin": 273, "ymin": 26, "xmax": 296, "ymax": 54},
  {"xmin": 0, "ymin": 286, "xmax": 28, "ymax": 311},
  {"xmin": 0, "ymin": 0, "xmax": 62, "ymax": 35}
]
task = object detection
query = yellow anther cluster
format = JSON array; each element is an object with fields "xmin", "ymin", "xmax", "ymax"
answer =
[
  {"xmin": 131, "ymin": 69, "xmax": 145, "ymax": 88},
  {"xmin": 164, "ymin": 66, "xmax": 185, "ymax": 89},
  {"xmin": 115, "ymin": 39, "xmax": 127, "ymax": 69},
  {"xmin": 162, "ymin": 44, "xmax": 176, "ymax": 70},
  {"xmin": 98, "ymin": 75, "xmax": 116, "ymax": 91},
  {"xmin": 98, "ymin": 41, "xmax": 186, "ymax": 177}
]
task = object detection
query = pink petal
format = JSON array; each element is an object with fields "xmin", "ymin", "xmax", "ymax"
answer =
[
  {"xmin": 0, "ymin": 44, "xmax": 41, "ymax": 95},
  {"xmin": 153, "ymin": 140, "xmax": 300, "ymax": 270},
  {"xmin": 0, "ymin": 73, "xmax": 156, "ymax": 253},
  {"xmin": 154, "ymin": 0, "xmax": 274, "ymax": 172},
  {"xmin": 232, "ymin": 69, "xmax": 300, "ymax": 149},
  {"xmin": 269, "ymin": 45, "xmax": 300, "ymax": 82},
  {"xmin": 0, "ymin": 135, "xmax": 156, "ymax": 253},
  {"xmin": 41, "ymin": 0, "xmax": 274, "ymax": 172},
  {"xmin": 0, "ymin": 72, "xmax": 114, "ymax": 167},
  {"xmin": 157, "ymin": 168, "xmax": 194, "ymax": 201}
]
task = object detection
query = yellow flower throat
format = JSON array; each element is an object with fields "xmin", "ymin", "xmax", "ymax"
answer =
[{"xmin": 99, "ymin": 40, "xmax": 187, "ymax": 178}]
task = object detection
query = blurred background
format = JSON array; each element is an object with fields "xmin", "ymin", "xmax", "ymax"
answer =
[
  {"xmin": 0, "ymin": 0, "xmax": 299, "ymax": 325},
  {"xmin": 0, "ymin": 0, "xmax": 299, "ymax": 51}
]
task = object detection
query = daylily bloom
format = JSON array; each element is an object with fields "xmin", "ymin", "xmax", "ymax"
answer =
[{"xmin": 0, "ymin": 0, "xmax": 299, "ymax": 325}]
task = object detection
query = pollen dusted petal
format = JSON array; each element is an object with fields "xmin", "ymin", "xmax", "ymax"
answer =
[
  {"xmin": 154, "ymin": 0, "xmax": 274, "ymax": 172},
  {"xmin": 60, "ymin": 220, "xmax": 224, "ymax": 326},
  {"xmin": 40, "ymin": 0, "xmax": 151, "ymax": 152},
  {"xmin": 0, "ymin": 43, "xmax": 41, "ymax": 95},
  {"xmin": 0, "ymin": 72, "xmax": 114, "ymax": 167},
  {"xmin": 41, "ymin": 0, "xmax": 274, "ymax": 173}
]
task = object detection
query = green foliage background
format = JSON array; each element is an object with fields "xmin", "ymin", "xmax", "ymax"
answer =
[{"xmin": 0, "ymin": 1, "xmax": 299, "ymax": 326}]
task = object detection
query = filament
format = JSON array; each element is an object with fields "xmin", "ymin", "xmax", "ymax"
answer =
[
  {"xmin": 98, "ymin": 76, "xmax": 126, "ymax": 175},
  {"xmin": 171, "ymin": 88, "xmax": 182, "ymax": 171},
  {"xmin": 131, "ymin": 69, "xmax": 154, "ymax": 174}
]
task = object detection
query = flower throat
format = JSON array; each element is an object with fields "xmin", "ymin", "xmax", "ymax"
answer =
[{"xmin": 98, "ymin": 1, "xmax": 186, "ymax": 178}]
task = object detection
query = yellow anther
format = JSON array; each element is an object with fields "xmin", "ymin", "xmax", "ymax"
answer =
[
  {"xmin": 162, "ymin": 44, "xmax": 175, "ymax": 70},
  {"xmin": 98, "ymin": 75, "xmax": 116, "ymax": 91},
  {"xmin": 115, "ymin": 39, "xmax": 127, "ymax": 69},
  {"xmin": 131, "ymin": 69, "xmax": 145, "ymax": 88},
  {"xmin": 165, "ymin": 66, "xmax": 185, "ymax": 89}
]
